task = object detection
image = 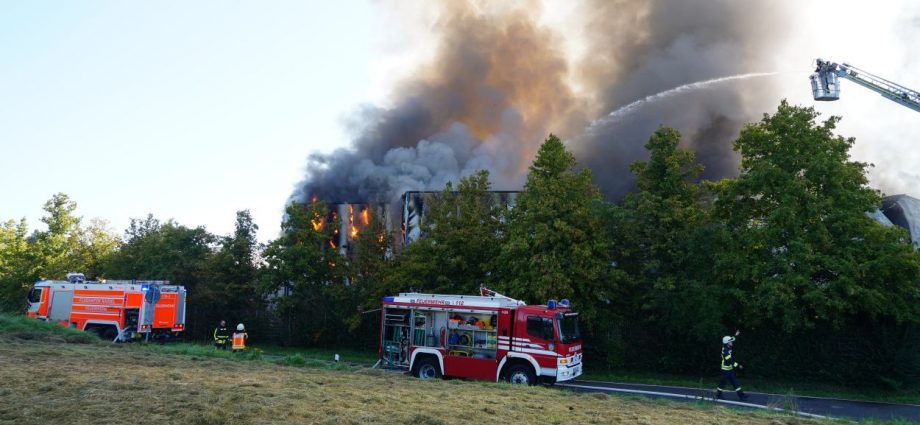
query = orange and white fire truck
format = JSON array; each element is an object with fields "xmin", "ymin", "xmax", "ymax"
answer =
[
  {"xmin": 26, "ymin": 273, "xmax": 187, "ymax": 342},
  {"xmin": 379, "ymin": 287, "xmax": 583, "ymax": 385}
]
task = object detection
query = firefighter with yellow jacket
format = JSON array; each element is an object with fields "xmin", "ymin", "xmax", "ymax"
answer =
[
  {"xmin": 213, "ymin": 320, "xmax": 230, "ymax": 350},
  {"xmin": 716, "ymin": 330, "xmax": 749, "ymax": 401}
]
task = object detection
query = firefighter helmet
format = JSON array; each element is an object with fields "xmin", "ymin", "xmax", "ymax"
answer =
[
  {"xmin": 237, "ymin": 323, "xmax": 245, "ymax": 331},
  {"xmin": 722, "ymin": 336, "xmax": 734, "ymax": 345}
]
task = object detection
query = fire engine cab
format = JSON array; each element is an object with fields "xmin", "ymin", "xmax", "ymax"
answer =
[
  {"xmin": 379, "ymin": 287, "xmax": 582, "ymax": 385},
  {"xmin": 26, "ymin": 273, "xmax": 187, "ymax": 342}
]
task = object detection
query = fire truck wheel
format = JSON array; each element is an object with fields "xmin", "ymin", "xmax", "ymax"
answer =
[
  {"xmin": 505, "ymin": 364, "xmax": 536, "ymax": 386},
  {"xmin": 413, "ymin": 357, "xmax": 441, "ymax": 380},
  {"xmin": 102, "ymin": 327, "xmax": 118, "ymax": 341}
]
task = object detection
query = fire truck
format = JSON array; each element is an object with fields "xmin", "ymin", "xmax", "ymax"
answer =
[
  {"xmin": 379, "ymin": 287, "xmax": 582, "ymax": 385},
  {"xmin": 26, "ymin": 273, "xmax": 187, "ymax": 342}
]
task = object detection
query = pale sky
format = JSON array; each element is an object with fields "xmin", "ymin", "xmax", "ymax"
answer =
[
  {"xmin": 2, "ymin": 1, "xmax": 918, "ymax": 242},
  {"xmin": 1, "ymin": 1, "xmax": 378, "ymax": 241}
]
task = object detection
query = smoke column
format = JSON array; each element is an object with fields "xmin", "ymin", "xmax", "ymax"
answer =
[{"xmin": 293, "ymin": 0, "xmax": 794, "ymax": 203}]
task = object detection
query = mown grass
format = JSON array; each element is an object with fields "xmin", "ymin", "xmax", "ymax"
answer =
[
  {"xmin": 0, "ymin": 314, "xmax": 841, "ymax": 425},
  {"xmin": 3, "ymin": 314, "xmax": 916, "ymax": 422}
]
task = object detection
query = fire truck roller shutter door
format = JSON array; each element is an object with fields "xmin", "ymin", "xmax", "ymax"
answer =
[{"xmin": 48, "ymin": 290, "xmax": 74, "ymax": 322}]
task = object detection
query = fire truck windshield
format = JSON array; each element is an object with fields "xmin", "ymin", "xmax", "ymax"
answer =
[
  {"xmin": 27, "ymin": 288, "xmax": 42, "ymax": 304},
  {"xmin": 557, "ymin": 312, "xmax": 581, "ymax": 344}
]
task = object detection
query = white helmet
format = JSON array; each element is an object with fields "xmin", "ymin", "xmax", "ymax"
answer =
[
  {"xmin": 722, "ymin": 336, "xmax": 734, "ymax": 345},
  {"xmin": 237, "ymin": 323, "xmax": 245, "ymax": 331}
]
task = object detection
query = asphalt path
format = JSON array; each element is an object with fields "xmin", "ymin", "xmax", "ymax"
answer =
[{"xmin": 556, "ymin": 380, "xmax": 920, "ymax": 422}]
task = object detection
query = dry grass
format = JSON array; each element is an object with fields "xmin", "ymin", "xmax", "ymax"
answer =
[{"xmin": 0, "ymin": 337, "xmax": 822, "ymax": 425}]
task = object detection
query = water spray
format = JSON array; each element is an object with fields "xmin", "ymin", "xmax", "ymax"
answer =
[{"xmin": 587, "ymin": 72, "xmax": 780, "ymax": 132}]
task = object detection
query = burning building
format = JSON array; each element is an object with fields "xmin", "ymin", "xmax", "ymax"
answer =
[
  {"xmin": 302, "ymin": 191, "xmax": 520, "ymax": 255},
  {"xmin": 401, "ymin": 190, "xmax": 520, "ymax": 245}
]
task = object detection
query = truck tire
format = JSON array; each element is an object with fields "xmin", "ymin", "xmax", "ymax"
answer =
[
  {"xmin": 505, "ymin": 364, "xmax": 536, "ymax": 386},
  {"xmin": 102, "ymin": 327, "xmax": 118, "ymax": 342},
  {"xmin": 412, "ymin": 356, "xmax": 441, "ymax": 380}
]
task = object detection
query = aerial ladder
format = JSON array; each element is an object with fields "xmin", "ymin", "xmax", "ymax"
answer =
[{"xmin": 811, "ymin": 59, "xmax": 920, "ymax": 112}]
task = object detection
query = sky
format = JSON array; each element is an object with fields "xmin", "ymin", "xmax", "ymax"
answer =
[
  {"xmin": 0, "ymin": 1, "xmax": 378, "ymax": 241},
  {"xmin": 2, "ymin": 1, "xmax": 919, "ymax": 242}
]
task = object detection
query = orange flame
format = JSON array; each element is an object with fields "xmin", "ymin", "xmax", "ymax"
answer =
[
  {"xmin": 361, "ymin": 207, "xmax": 369, "ymax": 226},
  {"xmin": 349, "ymin": 205, "xmax": 359, "ymax": 239},
  {"xmin": 311, "ymin": 217, "xmax": 324, "ymax": 232}
]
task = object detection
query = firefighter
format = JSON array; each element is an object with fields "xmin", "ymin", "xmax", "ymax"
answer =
[
  {"xmin": 232, "ymin": 323, "xmax": 248, "ymax": 352},
  {"xmin": 716, "ymin": 330, "xmax": 749, "ymax": 401},
  {"xmin": 213, "ymin": 320, "xmax": 230, "ymax": 350}
]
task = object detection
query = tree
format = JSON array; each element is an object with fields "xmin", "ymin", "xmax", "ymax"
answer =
[
  {"xmin": 201, "ymin": 210, "xmax": 263, "ymax": 338},
  {"xmin": 34, "ymin": 193, "xmax": 84, "ymax": 279},
  {"xmin": 77, "ymin": 218, "xmax": 120, "ymax": 280},
  {"xmin": 600, "ymin": 127, "xmax": 725, "ymax": 370},
  {"xmin": 261, "ymin": 201, "xmax": 343, "ymax": 345},
  {"xmin": 0, "ymin": 219, "xmax": 36, "ymax": 312},
  {"xmin": 497, "ymin": 134, "xmax": 610, "ymax": 322},
  {"xmin": 386, "ymin": 170, "xmax": 505, "ymax": 295},
  {"xmin": 712, "ymin": 101, "xmax": 920, "ymax": 331}
]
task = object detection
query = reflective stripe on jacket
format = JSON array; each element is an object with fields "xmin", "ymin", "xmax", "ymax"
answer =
[
  {"xmin": 232, "ymin": 332, "xmax": 247, "ymax": 350},
  {"xmin": 721, "ymin": 346, "xmax": 738, "ymax": 371},
  {"xmin": 214, "ymin": 326, "xmax": 230, "ymax": 341}
]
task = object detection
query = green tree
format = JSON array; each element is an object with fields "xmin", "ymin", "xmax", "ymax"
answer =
[
  {"xmin": 386, "ymin": 170, "xmax": 505, "ymax": 295},
  {"xmin": 201, "ymin": 210, "xmax": 263, "ymax": 337},
  {"xmin": 261, "ymin": 201, "xmax": 343, "ymax": 345},
  {"xmin": 77, "ymin": 218, "xmax": 120, "ymax": 280},
  {"xmin": 340, "ymin": 207, "xmax": 392, "ymax": 348},
  {"xmin": 0, "ymin": 219, "xmax": 36, "ymax": 312},
  {"xmin": 601, "ymin": 127, "xmax": 725, "ymax": 370},
  {"xmin": 497, "ymin": 134, "xmax": 609, "ymax": 321},
  {"xmin": 34, "ymin": 193, "xmax": 84, "ymax": 279},
  {"xmin": 712, "ymin": 100, "xmax": 920, "ymax": 331}
]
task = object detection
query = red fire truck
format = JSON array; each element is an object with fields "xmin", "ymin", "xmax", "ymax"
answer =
[
  {"xmin": 26, "ymin": 273, "xmax": 187, "ymax": 342},
  {"xmin": 379, "ymin": 287, "xmax": 582, "ymax": 385}
]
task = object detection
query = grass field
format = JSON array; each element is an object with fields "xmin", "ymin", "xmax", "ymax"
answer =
[{"xmin": 0, "ymin": 315, "xmax": 835, "ymax": 425}]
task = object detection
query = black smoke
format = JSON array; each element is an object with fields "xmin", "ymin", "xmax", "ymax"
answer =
[{"xmin": 294, "ymin": 0, "xmax": 792, "ymax": 203}]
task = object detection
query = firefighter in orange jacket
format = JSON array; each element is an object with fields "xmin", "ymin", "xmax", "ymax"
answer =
[{"xmin": 232, "ymin": 323, "xmax": 248, "ymax": 352}]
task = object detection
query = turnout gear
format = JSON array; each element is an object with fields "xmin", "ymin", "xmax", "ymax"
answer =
[
  {"xmin": 232, "ymin": 331, "xmax": 248, "ymax": 351},
  {"xmin": 232, "ymin": 323, "xmax": 248, "ymax": 352},
  {"xmin": 716, "ymin": 336, "xmax": 748, "ymax": 401},
  {"xmin": 213, "ymin": 321, "xmax": 230, "ymax": 350}
]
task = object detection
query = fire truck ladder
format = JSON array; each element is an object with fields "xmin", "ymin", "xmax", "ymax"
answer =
[{"xmin": 811, "ymin": 58, "xmax": 920, "ymax": 112}]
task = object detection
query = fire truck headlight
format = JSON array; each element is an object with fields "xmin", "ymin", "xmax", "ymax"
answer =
[{"xmin": 559, "ymin": 358, "xmax": 568, "ymax": 365}]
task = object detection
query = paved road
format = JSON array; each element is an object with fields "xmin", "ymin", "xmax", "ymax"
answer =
[{"xmin": 557, "ymin": 380, "xmax": 920, "ymax": 422}]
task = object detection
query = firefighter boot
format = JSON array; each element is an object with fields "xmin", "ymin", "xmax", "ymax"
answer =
[
  {"xmin": 715, "ymin": 389, "xmax": 724, "ymax": 400},
  {"xmin": 737, "ymin": 389, "xmax": 749, "ymax": 401}
]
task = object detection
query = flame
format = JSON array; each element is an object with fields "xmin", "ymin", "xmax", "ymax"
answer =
[
  {"xmin": 329, "ymin": 240, "xmax": 336, "ymax": 249},
  {"xmin": 311, "ymin": 217, "xmax": 324, "ymax": 232},
  {"xmin": 361, "ymin": 207, "xmax": 369, "ymax": 226},
  {"xmin": 349, "ymin": 205, "xmax": 359, "ymax": 239}
]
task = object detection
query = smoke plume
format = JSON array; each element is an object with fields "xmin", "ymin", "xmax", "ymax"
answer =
[{"xmin": 294, "ymin": 0, "xmax": 793, "ymax": 203}]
